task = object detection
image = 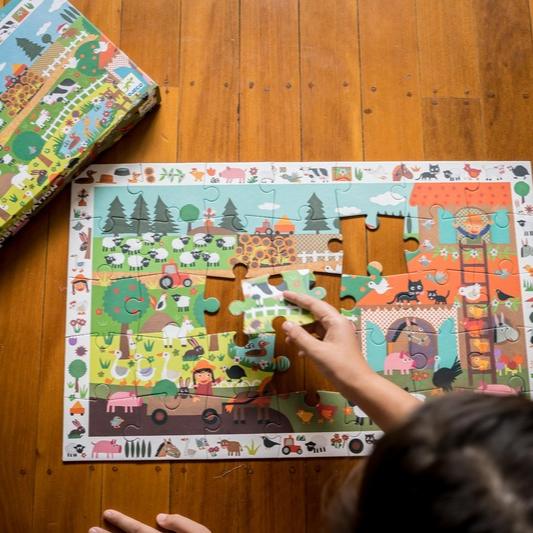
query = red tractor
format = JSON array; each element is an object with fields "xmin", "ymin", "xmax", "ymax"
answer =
[
  {"xmin": 159, "ymin": 260, "xmax": 192, "ymax": 289},
  {"xmin": 281, "ymin": 435, "xmax": 303, "ymax": 456}
]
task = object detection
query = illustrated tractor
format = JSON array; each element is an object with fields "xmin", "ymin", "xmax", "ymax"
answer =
[
  {"xmin": 281, "ymin": 435, "xmax": 303, "ymax": 455},
  {"xmin": 159, "ymin": 260, "xmax": 192, "ymax": 289}
]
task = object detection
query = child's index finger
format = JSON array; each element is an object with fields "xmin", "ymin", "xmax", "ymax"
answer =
[{"xmin": 283, "ymin": 290, "xmax": 339, "ymax": 322}]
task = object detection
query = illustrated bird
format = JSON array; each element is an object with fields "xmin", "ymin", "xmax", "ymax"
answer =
[
  {"xmin": 159, "ymin": 352, "xmax": 181, "ymax": 383},
  {"xmin": 367, "ymin": 278, "xmax": 391, "ymax": 294},
  {"xmin": 107, "ymin": 349, "xmax": 131, "ymax": 385},
  {"xmin": 154, "ymin": 293, "xmax": 167, "ymax": 311},
  {"xmin": 422, "ymin": 239, "xmax": 434, "ymax": 250},
  {"xmin": 432, "ymin": 359, "xmax": 463, "ymax": 392},
  {"xmin": 296, "ymin": 409, "xmax": 314, "ymax": 424},
  {"xmin": 422, "ymin": 219, "xmax": 435, "ymax": 229},
  {"xmin": 496, "ymin": 289, "xmax": 514, "ymax": 301},
  {"xmin": 244, "ymin": 340, "xmax": 269, "ymax": 357},
  {"xmin": 222, "ymin": 365, "xmax": 247, "ymax": 383},
  {"xmin": 261, "ymin": 436, "xmax": 281, "ymax": 448},
  {"xmin": 508, "ymin": 165, "xmax": 530, "ymax": 178},
  {"xmin": 133, "ymin": 353, "xmax": 155, "ymax": 387},
  {"xmin": 417, "ymin": 255, "xmax": 432, "ymax": 267},
  {"xmin": 464, "ymin": 164, "xmax": 482, "ymax": 178},
  {"xmin": 458, "ymin": 283, "xmax": 482, "ymax": 301},
  {"xmin": 110, "ymin": 416, "xmax": 125, "ymax": 429}
]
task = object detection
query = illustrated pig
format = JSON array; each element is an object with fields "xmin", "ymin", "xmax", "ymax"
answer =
[
  {"xmin": 475, "ymin": 381, "xmax": 520, "ymax": 397},
  {"xmin": 219, "ymin": 166, "xmax": 245, "ymax": 183},
  {"xmin": 106, "ymin": 391, "xmax": 144, "ymax": 413},
  {"xmin": 91, "ymin": 439, "xmax": 122, "ymax": 458},
  {"xmin": 384, "ymin": 351, "xmax": 415, "ymax": 375}
]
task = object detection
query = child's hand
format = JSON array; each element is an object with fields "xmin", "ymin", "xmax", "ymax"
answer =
[
  {"xmin": 89, "ymin": 509, "xmax": 210, "ymax": 533},
  {"xmin": 282, "ymin": 290, "xmax": 373, "ymax": 392}
]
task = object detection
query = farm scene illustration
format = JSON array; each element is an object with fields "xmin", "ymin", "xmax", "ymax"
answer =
[
  {"xmin": 0, "ymin": 0, "xmax": 157, "ymax": 242},
  {"xmin": 63, "ymin": 161, "xmax": 533, "ymax": 461}
]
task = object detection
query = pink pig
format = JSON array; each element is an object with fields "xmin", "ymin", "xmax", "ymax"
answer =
[
  {"xmin": 475, "ymin": 381, "xmax": 520, "ymax": 396},
  {"xmin": 106, "ymin": 391, "xmax": 143, "ymax": 413},
  {"xmin": 91, "ymin": 439, "xmax": 122, "ymax": 458},
  {"xmin": 384, "ymin": 351, "xmax": 415, "ymax": 375},
  {"xmin": 219, "ymin": 166, "xmax": 245, "ymax": 183}
]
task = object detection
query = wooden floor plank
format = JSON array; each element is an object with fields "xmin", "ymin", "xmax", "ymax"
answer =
[
  {"xmin": 422, "ymin": 97, "xmax": 486, "ymax": 160},
  {"xmin": 359, "ymin": 0, "xmax": 424, "ymax": 160},
  {"xmin": 476, "ymin": 0, "xmax": 533, "ymax": 160},
  {"xmin": 32, "ymin": 189, "xmax": 103, "ymax": 533},
  {"xmin": 0, "ymin": 216, "xmax": 49, "ymax": 533},
  {"xmin": 240, "ymin": 0, "xmax": 301, "ymax": 161},
  {"xmin": 120, "ymin": 0, "xmax": 181, "ymax": 86},
  {"xmin": 416, "ymin": 0, "xmax": 481, "ymax": 98},
  {"xmin": 72, "ymin": 0, "xmax": 122, "ymax": 43}
]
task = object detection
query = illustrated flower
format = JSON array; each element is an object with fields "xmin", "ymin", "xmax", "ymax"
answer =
[
  {"xmin": 452, "ymin": 251, "xmax": 459, "ymax": 260},
  {"xmin": 489, "ymin": 248, "xmax": 498, "ymax": 257},
  {"xmin": 75, "ymin": 346, "xmax": 87, "ymax": 357},
  {"xmin": 439, "ymin": 248, "xmax": 448, "ymax": 257},
  {"xmin": 491, "ymin": 298, "xmax": 500, "ymax": 308},
  {"xmin": 524, "ymin": 204, "xmax": 533, "ymax": 216},
  {"xmin": 249, "ymin": 167, "xmax": 258, "ymax": 175},
  {"xmin": 233, "ymin": 356, "xmax": 241, "ymax": 363},
  {"xmin": 470, "ymin": 250, "xmax": 479, "ymax": 258},
  {"xmin": 505, "ymin": 300, "xmax": 514, "ymax": 308}
]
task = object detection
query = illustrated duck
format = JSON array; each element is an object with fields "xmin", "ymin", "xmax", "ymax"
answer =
[
  {"xmin": 133, "ymin": 353, "xmax": 155, "ymax": 387},
  {"xmin": 106, "ymin": 349, "xmax": 131, "ymax": 385},
  {"xmin": 159, "ymin": 351, "xmax": 181, "ymax": 383}
]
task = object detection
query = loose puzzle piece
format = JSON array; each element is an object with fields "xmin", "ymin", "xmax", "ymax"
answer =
[
  {"xmin": 64, "ymin": 161, "xmax": 533, "ymax": 461},
  {"xmin": 229, "ymin": 269, "xmax": 327, "ymax": 333}
]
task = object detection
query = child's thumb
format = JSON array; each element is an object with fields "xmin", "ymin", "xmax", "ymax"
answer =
[{"xmin": 282, "ymin": 321, "xmax": 321, "ymax": 357}]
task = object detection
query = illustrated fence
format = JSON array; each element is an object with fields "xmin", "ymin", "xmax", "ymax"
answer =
[
  {"xmin": 41, "ymin": 30, "xmax": 88, "ymax": 79},
  {"xmin": 297, "ymin": 250, "xmax": 343, "ymax": 263},
  {"xmin": 243, "ymin": 304, "xmax": 307, "ymax": 320}
]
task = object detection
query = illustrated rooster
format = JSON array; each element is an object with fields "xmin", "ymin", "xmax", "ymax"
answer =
[{"xmin": 464, "ymin": 164, "xmax": 482, "ymax": 179}]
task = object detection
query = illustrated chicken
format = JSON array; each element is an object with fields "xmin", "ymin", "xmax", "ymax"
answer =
[
  {"xmin": 296, "ymin": 409, "xmax": 314, "ymax": 424},
  {"xmin": 432, "ymin": 359, "xmax": 463, "ymax": 392},
  {"xmin": 316, "ymin": 403, "xmax": 337, "ymax": 423},
  {"xmin": 464, "ymin": 164, "xmax": 482, "ymax": 178}
]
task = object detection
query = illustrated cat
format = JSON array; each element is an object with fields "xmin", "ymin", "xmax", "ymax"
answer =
[
  {"xmin": 417, "ymin": 164, "xmax": 440, "ymax": 180},
  {"xmin": 387, "ymin": 280, "xmax": 424, "ymax": 304},
  {"xmin": 427, "ymin": 289, "xmax": 450, "ymax": 304}
]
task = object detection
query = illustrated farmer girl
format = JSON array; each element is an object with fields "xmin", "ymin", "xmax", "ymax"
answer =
[
  {"xmin": 192, "ymin": 359, "xmax": 221, "ymax": 396},
  {"xmin": 454, "ymin": 212, "xmax": 491, "ymax": 243}
]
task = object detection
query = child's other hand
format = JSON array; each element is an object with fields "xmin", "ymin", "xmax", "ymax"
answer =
[
  {"xmin": 89, "ymin": 509, "xmax": 210, "ymax": 533},
  {"xmin": 282, "ymin": 290, "xmax": 373, "ymax": 391}
]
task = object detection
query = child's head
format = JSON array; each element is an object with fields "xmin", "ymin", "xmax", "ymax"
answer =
[
  {"xmin": 328, "ymin": 393, "xmax": 533, "ymax": 532},
  {"xmin": 193, "ymin": 368, "xmax": 214, "ymax": 385}
]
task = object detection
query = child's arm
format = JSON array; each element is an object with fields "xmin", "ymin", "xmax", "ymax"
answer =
[{"xmin": 282, "ymin": 291, "xmax": 422, "ymax": 432}]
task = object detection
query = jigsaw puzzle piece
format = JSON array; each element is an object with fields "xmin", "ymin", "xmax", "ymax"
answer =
[{"xmin": 229, "ymin": 269, "xmax": 327, "ymax": 334}]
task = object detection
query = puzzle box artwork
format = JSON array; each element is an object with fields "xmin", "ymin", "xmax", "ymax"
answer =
[{"xmin": 64, "ymin": 161, "xmax": 533, "ymax": 461}]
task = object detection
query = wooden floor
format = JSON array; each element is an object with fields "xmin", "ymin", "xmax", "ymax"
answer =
[{"xmin": 1, "ymin": 1, "xmax": 532, "ymax": 531}]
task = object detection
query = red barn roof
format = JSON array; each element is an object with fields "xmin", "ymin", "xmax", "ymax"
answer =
[{"xmin": 409, "ymin": 183, "xmax": 512, "ymax": 207}]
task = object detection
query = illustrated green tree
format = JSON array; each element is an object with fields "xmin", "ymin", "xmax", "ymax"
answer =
[
  {"xmin": 41, "ymin": 34, "xmax": 52, "ymax": 45},
  {"xmin": 102, "ymin": 196, "xmax": 133, "ymax": 234},
  {"xmin": 130, "ymin": 194, "xmax": 151, "ymax": 235},
  {"xmin": 152, "ymin": 379, "xmax": 178, "ymax": 397},
  {"xmin": 16, "ymin": 37, "xmax": 44, "ymax": 60},
  {"xmin": 103, "ymin": 278, "xmax": 150, "ymax": 359},
  {"xmin": 514, "ymin": 181, "xmax": 530, "ymax": 204},
  {"xmin": 12, "ymin": 131, "xmax": 45, "ymax": 162},
  {"xmin": 75, "ymin": 40, "xmax": 105, "ymax": 76},
  {"xmin": 304, "ymin": 193, "xmax": 330, "ymax": 233},
  {"xmin": 219, "ymin": 198, "xmax": 244, "ymax": 231},
  {"xmin": 152, "ymin": 196, "xmax": 178, "ymax": 234},
  {"xmin": 68, "ymin": 359, "xmax": 87, "ymax": 393},
  {"xmin": 180, "ymin": 204, "xmax": 200, "ymax": 233}
]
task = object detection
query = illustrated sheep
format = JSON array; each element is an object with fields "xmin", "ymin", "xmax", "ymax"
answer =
[
  {"xmin": 127, "ymin": 255, "xmax": 150, "ymax": 271},
  {"xmin": 180, "ymin": 250, "xmax": 201, "ymax": 267},
  {"xmin": 193, "ymin": 233, "xmax": 213, "ymax": 247},
  {"xmin": 102, "ymin": 236, "xmax": 122, "ymax": 251},
  {"xmin": 172, "ymin": 294, "xmax": 191, "ymax": 311},
  {"xmin": 202, "ymin": 252, "xmax": 220, "ymax": 267},
  {"xmin": 104, "ymin": 253, "xmax": 125, "ymax": 268},
  {"xmin": 142, "ymin": 232, "xmax": 162, "ymax": 244},
  {"xmin": 148, "ymin": 247, "xmax": 169, "ymax": 262},
  {"xmin": 122, "ymin": 238, "xmax": 142, "ymax": 254},
  {"xmin": 172, "ymin": 236, "xmax": 189, "ymax": 251},
  {"xmin": 216, "ymin": 236, "xmax": 236, "ymax": 250}
]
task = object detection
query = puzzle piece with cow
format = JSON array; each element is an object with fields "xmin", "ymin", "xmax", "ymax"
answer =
[{"xmin": 64, "ymin": 161, "xmax": 533, "ymax": 461}]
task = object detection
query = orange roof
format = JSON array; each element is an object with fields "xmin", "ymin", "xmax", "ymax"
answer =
[{"xmin": 409, "ymin": 183, "xmax": 511, "ymax": 207}]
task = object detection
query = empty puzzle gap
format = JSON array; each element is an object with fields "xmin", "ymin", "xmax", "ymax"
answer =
[
  {"xmin": 365, "ymin": 215, "xmax": 418, "ymax": 275},
  {"xmin": 339, "ymin": 217, "xmax": 367, "ymax": 276}
]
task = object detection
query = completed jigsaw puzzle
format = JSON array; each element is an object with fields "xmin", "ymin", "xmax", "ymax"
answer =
[{"xmin": 64, "ymin": 161, "xmax": 533, "ymax": 461}]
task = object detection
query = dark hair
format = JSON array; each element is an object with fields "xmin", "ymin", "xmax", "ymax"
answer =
[
  {"xmin": 192, "ymin": 367, "xmax": 214, "ymax": 385},
  {"xmin": 328, "ymin": 393, "xmax": 533, "ymax": 532}
]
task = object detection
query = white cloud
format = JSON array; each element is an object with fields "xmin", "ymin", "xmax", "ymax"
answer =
[
  {"xmin": 37, "ymin": 21, "xmax": 51, "ymax": 36},
  {"xmin": 370, "ymin": 191, "xmax": 405, "ymax": 206},
  {"xmin": 0, "ymin": 63, "xmax": 5, "ymax": 73},
  {"xmin": 49, "ymin": 0, "xmax": 67, "ymax": 12},
  {"xmin": 335, "ymin": 206, "xmax": 361, "ymax": 216},
  {"xmin": 258, "ymin": 202, "xmax": 280, "ymax": 210}
]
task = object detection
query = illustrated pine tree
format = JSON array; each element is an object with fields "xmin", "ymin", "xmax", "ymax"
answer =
[
  {"xmin": 304, "ymin": 193, "xmax": 330, "ymax": 233},
  {"xmin": 16, "ymin": 37, "xmax": 44, "ymax": 60},
  {"xmin": 103, "ymin": 196, "xmax": 133, "ymax": 234},
  {"xmin": 152, "ymin": 196, "xmax": 178, "ymax": 234},
  {"xmin": 130, "ymin": 194, "xmax": 152, "ymax": 235},
  {"xmin": 220, "ymin": 198, "xmax": 244, "ymax": 231}
]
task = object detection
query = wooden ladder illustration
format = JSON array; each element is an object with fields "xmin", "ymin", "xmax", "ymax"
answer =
[{"xmin": 459, "ymin": 242, "xmax": 497, "ymax": 385}]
